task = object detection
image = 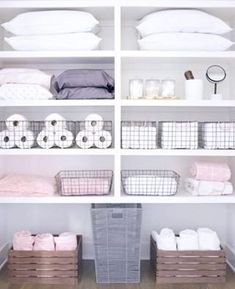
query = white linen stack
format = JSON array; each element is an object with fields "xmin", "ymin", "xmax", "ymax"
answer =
[
  {"xmin": 0, "ymin": 68, "xmax": 53, "ymax": 101},
  {"xmin": 2, "ymin": 10, "xmax": 101, "ymax": 51},
  {"xmin": 152, "ymin": 228, "xmax": 221, "ymax": 251},
  {"xmin": 121, "ymin": 125, "xmax": 157, "ymax": 149},
  {"xmin": 37, "ymin": 113, "xmax": 74, "ymax": 149},
  {"xmin": 185, "ymin": 161, "xmax": 234, "ymax": 196},
  {"xmin": 160, "ymin": 122, "xmax": 198, "ymax": 149},
  {"xmin": 136, "ymin": 10, "xmax": 233, "ymax": 51},
  {"xmin": 76, "ymin": 113, "xmax": 112, "ymax": 149},
  {"xmin": 0, "ymin": 114, "xmax": 34, "ymax": 149}
]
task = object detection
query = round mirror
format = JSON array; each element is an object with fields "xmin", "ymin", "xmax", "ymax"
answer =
[{"xmin": 206, "ymin": 65, "xmax": 226, "ymax": 95}]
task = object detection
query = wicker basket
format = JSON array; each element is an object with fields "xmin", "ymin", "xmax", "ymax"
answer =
[
  {"xmin": 8, "ymin": 235, "xmax": 82, "ymax": 285},
  {"xmin": 56, "ymin": 170, "xmax": 113, "ymax": 196},
  {"xmin": 150, "ymin": 236, "xmax": 226, "ymax": 284},
  {"xmin": 121, "ymin": 170, "xmax": 180, "ymax": 196}
]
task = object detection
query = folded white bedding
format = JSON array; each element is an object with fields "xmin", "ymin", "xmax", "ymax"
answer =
[
  {"xmin": 202, "ymin": 122, "xmax": 235, "ymax": 149},
  {"xmin": 138, "ymin": 33, "xmax": 233, "ymax": 51},
  {"xmin": 185, "ymin": 178, "xmax": 233, "ymax": 196},
  {"xmin": 0, "ymin": 83, "xmax": 53, "ymax": 100},
  {"xmin": 198, "ymin": 228, "xmax": 221, "ymax": 250},
  {"xmin": 122, "ymin": 126, "xmax": 157, "ymax": 149},
  {"xmin": 161, "ymin": 122, "xmax": 198, "ymax": 149},
  {"xmin": 124, "ymin": 175, "xmax": 177, "ymax": 195},
  {"xmin": 152, "ymin": 229, "xmax": 177, "ymax": 250},
  {"xmin": 177, "ymin": 230, "xmax": 199, "ymax": 250}
]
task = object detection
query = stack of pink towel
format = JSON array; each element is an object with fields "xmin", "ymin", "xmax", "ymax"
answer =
[
  {"xmin": 13, "ymin": 231, "xmax": 77, "ymax": 251},
  {"xmin": 185, "ymin": 161, "xmax": 234, "ymax": 196}
]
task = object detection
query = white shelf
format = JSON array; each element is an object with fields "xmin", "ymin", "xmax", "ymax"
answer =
[
  {"xmin": 121, "ymin": 100, "xmax": 235, "ymax": 108},
  {"xmin": 121, "ymin": 149, "xmax": 235, "ymax": 157},
  {"xmin": 0, "ymin": 100, "xmax": 115, "ymax": 107},
  {"xmin": 0, "ymin": 149, "xmax": 115, "ymax": 156}
]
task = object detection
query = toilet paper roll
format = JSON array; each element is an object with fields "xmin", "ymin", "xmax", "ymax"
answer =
[
  {"xmin": 55, "ymin": 130, "xmax": 74, "ymax": 149},
  {"xmin": 37, "ymin": 130, "xmax": 55, "ymax": 149},
  {"xmin": 0, "ymin": 130, "xmax": 15, "ymax": 149},
  {"xmin": 85, "ymin": 113, "xmax": 103, "ymax": 132},
  {"xmin": 76, "ymin": 130, "xmax": 94, "ymax": 149},
  {"xmin": 6, "ymin": 114, "xmax": 29, "ymax": 131},
  {"xmin": 45, "ymin": 113, "xmax": 67, "ymax": 132},
  {"xmin": 15, "ymin": 130, "xmax": 35, "ymax": 149},
  {"xmin": 94, "ymin": 130, "xmax": 112, "ymax": 149}
]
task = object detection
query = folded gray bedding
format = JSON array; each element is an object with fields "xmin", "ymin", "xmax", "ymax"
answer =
[{"xmin": 52, "ymin": 69, "xmax": 114, "ymax": 99}]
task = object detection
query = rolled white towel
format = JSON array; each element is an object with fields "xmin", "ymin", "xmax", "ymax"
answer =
[
  {"xmin": 6, "ymin": 114, "xmax": 29, "ymax": 131},
  {"xmin": 93, "ymin": 130, "xmax": 112, "ymax": 149},
  {"xmin": 85, "ymin": 113, "xmax": 103, "ymax": 132},
  {"xmin": 177, "ymin": 229, "xmax": 199, "ymax": 250},
  {"xmin": 76, "ymin": 130, "xmax": 94, "ymax": 149},
  {"xmin": 34, "ymin": 233, "xmax": 55, "ymax": 251},
  {"xmin": 55, "ymin": 130, "xmax": 74, "ymax": 149},
  {"xmin": 156, "ymin": 228, "xmax": 177, "ymax": 251},
  {"xmin": 15, "ymin": 130, "xmax": 34, "ymax": 149},
  {"xmin": 37, "ymin": 130, "xmax": 55, "ymax": 149},
  {"xmin": 55, "ymin": 232, "xmax": 77, "ymax": 251},
  {"xmin": 45, "ymin": 113, "xmax": 67, "ymax": 132},
  {"xmin": 197, "ymin": 228, "xmax": 221, "ymax": 250},
  {"xmin": 0, "ymin": 130, "xmax": 15, "ymax": 148}
]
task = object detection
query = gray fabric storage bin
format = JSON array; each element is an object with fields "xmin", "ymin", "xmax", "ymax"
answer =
[{"xmin": 91, "ymin": 204, "xmax": 142, "ymax": 283}]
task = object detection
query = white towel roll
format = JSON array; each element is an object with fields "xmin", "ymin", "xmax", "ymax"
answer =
[
  {"xmin": 94, "ymin": 130, "xmax": 112, "ymax": 149},
  {"xmin": 177, "ymin": 229, "xmax": 199, "ymax": 250},
  {"xmin": 55, "ymin": 130, "xmax": 74, "ymax": 149},
  {"xmin": 6, "ymin": 114, "xmax": 29, "ymax": 131},
  {"xmin": 0, "ymin": 130, "xmax": 15, "ymax": 148},
  {"xmin": 197, "ymin": 228, "xmax": 221, "ymax": 250},
  {"xmin": 76, "ymin": 130, "xmax": 94, "ymax": 149},
  {"xmin": 85, "ymin": 113, "xmax": 103, "ymax": 132},
  {"xmin": 45, "ymin": 113, "xmax": 67, "ymax": 132},
  {"xmin": 156, "ymin": 228, "xmax": 177, "ymax": 250},
  {"xmin": 15, "ymin": 130, "xmax": 34, "ymax": 149},
  {"xmin": 37, "ymin": 130, "xmax": 55, "ymax": 149}
]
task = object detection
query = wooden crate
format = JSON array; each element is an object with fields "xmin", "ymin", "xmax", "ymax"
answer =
[
  {"xmin": 8, "ymin": 235, "xmax": 82, "ymax": 285},
  {"xmin": 150, "ymin": 236, "xmax": 226, "ymax": 284}
]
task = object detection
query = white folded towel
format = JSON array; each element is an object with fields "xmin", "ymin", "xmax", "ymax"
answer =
[
  {"xmin": 154, "ymin": 228, "xmax": 177, "ymax": 251},
  {"xmin": 177, "ymin": 229, "xmax": 199, "ymax": 250},
  {"xmin": 185, "ymin": 178, "xmax": 233, "ymax": 196},
  {"xmin": 197, "ymin": 228, "xmax": 221, "ymax": 250}
]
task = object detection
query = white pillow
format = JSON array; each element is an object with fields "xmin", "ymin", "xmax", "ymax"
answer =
[
  {"xmin": 2, "ymin": 10, "xmax": 99, "ymax": 35},
  {"xmin": 138, "ymin": 33, "xmax": 234, "ymax": 51},
  {"xmin": 5, "ymin": 33, "xmax": 101, "ymax": 51},
  {"xmin": 0, "ymin": 68, "xmax": 52, "ymax": 89},
  {"xmin": 137, "ymin": 10, "xmax": 232, "ymax": 37},
  {"xmin": 0, "ymin": 83, "xmax": 53, "ymax": 100}
]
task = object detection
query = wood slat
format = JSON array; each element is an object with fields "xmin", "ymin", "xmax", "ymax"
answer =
[
  {"xmin": 156, "ymin": 276, "xmax": 226, "ymax": 284},
  {"xmin": 157, "ymin": 263, "xmax": 226, "ymax": 270},
  {"xmin": 8, "ymin": 263, "xmax": 78, "ymax": 271},
  {"xmin": 10, "ymin": 277, "xmax": 79, "ymax": 285},
  {"xmin": 157, "ymin": 270, "xmax": 226, "ymax": 277},
  {"xmin": 9, "ymin": 250, "xmax": 78, "ymax": 258},
  {"xmin": 8, "ymin": 257, "xmax": 78, "ymax": 264},
  {"xmin": 157, "ymin": 256, "xmax": 226, "ymax": 264},
  {"xmin": 157, "ymin": 249, "xmax": 225, "ymax": 257},
  {"xmin": 9, "ymin": 270, "xmax": 78, "ymax": 277}
]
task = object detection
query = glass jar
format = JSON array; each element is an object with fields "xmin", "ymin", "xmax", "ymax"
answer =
[
  {"xmin": 129, "ymin": 79, "xmax": 144, "ymax": 99},
  {"xmin": 145, "ymin": 79, "xmax": 161, "ymax": 99},
  {"xmin": 161, "ymin": 79, "xmax": 176, "ymax": 99}
]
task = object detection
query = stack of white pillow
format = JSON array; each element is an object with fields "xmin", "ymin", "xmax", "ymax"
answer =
[
  {"xmin": 2, "ymin": 10, "xmax": 101, "ymax": 51},
  {"xmin": 136, "ymin": 9, "xmax": 234, "ymax": 51}
]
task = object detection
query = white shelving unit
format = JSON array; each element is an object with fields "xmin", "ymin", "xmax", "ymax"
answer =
[{"xmin": 0, "ymin": 0, "xmax": 235, "ymax": 270}]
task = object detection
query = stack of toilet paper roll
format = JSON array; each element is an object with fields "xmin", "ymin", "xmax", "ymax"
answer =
[
  {"xmin": 37, "ymin": 113, "xmax": 74, "ymax": 149},
  {"xmin": 0, "ymin": 114, "xmax": 34, "ymax": 149},
  {"xmin": 76, "ymin": 113, "xmax": 112, "ymax": 149}
]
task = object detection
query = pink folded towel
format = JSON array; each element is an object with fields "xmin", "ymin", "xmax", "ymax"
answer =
[
  {"xmin": 0, "ymin": 174, "xmax": 55, "ymax": 197},
  {"xmin": 13, "ymin": 230, "xmax": 34, "ymax": 251},
  {"xmin": 55, "ymin": 232, "xmax": 77, "ymax": 251},
  {"xmin": 190, "ymin": 162, "xmax": 231, "ymax": 182},
  {"xmin": 34, "ymin": 233, "xmax": 55, "ymax": 251}
]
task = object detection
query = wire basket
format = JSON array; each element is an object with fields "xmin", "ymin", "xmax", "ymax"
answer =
[
  {"xmin": 200, "ymin": 121, "xmax": 235, "ymax": 149},
  {"xmin": 75, "ymin": 121, "xmax": 113, "ymax": 149},
  {"xmin": 0, "ymin": 121, "xmax": 75, "ymax": 149},
  {"xmin": 121, "ymin": 170, "xmax": 180, "ymax": 196},
  {"xmin": 91, "ymin": 204, "xmax": 142, "ymax": 283},
  {"xmin": 56, "ymin": 170, "xmax": 113, "ymax": 196},
  {"xmin": 159, "ymin": 121, "xmax": 198, "ymax": 149},
  {"xmin": 121, "ymin": 121, "xmax": 158, "ymax": 149}
]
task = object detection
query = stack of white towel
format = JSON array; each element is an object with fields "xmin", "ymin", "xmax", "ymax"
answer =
[
  {"xmin": 2, "ymin": 10, "xmax": 101, "ymax": 51},
  {"xmin": 160, "ymin": 122, "xmax": 198, "ymax": 149},
  {"xmin": 136, "ymin": 9, "xmax": 233, "ymax": 51},
  {"xmin": 0, "ymin": 114, "xmax": 34, "ymax": 149},
  {"xmin": 152, "ymin": 228, "xmax": 221, "ymax": 251},
  {"xmin": 122, "ymin": 125, "xmax": 157, "ymax": 149},
  {"xmin": 37, "ymin": 113, "xmax": 74, "ymax": 149},
  {"xmin": 0, "ymin": 68, "xmax": 53, "ymax": 101},
  {"xmin": 185, "ymin": 161, "xmax": 234, "ymax": 196},
  {"xmin": 76, "ymin": 113, "xmax": 112, "ymax": 149}
]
